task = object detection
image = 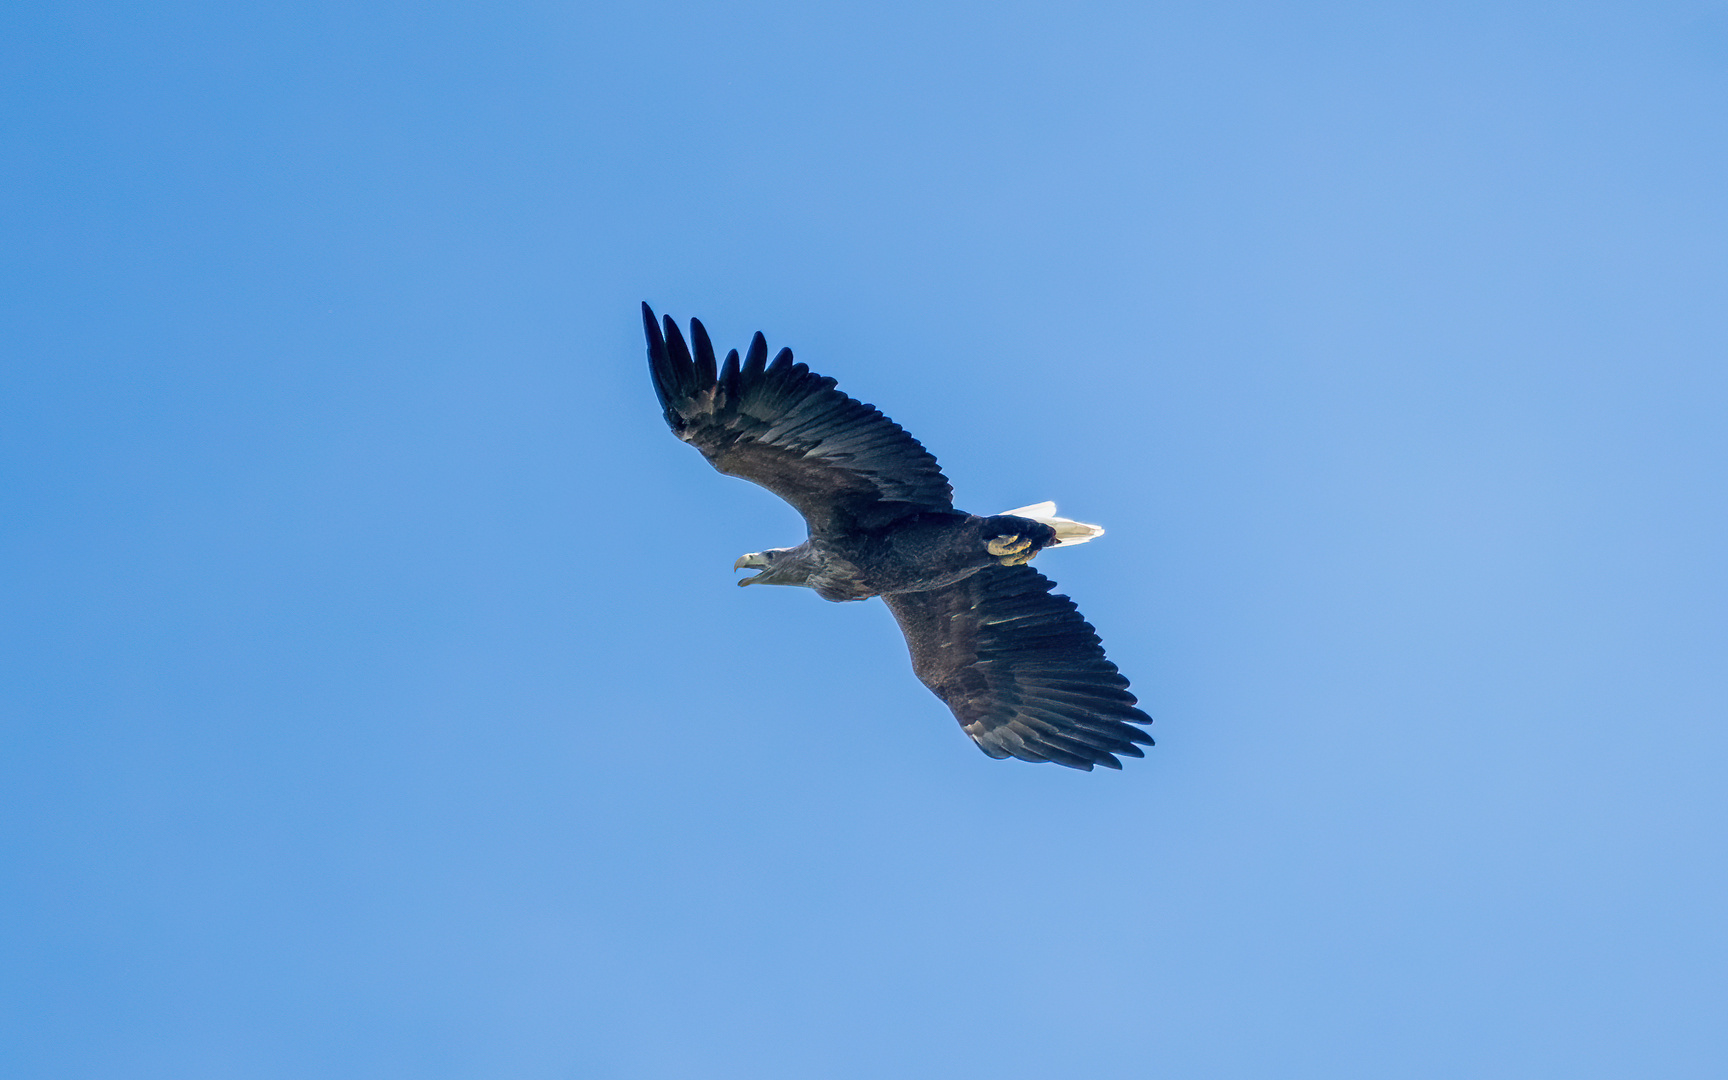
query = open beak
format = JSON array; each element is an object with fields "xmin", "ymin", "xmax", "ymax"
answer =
[{"xmin": 734, "ymin": 552, "xmax": 769, "ymax": 586}]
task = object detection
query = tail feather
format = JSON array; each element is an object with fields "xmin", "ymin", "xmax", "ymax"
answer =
[{"xmin": 999, "ymin": 502, "xmax": 1105, "ymax": 547}]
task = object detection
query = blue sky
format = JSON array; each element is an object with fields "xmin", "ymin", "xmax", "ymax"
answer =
[{"xmin": 4, "ymin": 2, "xmax": 1726, "ymax": 1077}]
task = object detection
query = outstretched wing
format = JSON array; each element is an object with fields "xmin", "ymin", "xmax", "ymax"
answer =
[
  {"xmin": 884, "ymin": 565, "xmax": 1154, "ymax": 770},
  {"xmin": 644, "ymin": 304, "xmax": 953, "ymax": 536}
]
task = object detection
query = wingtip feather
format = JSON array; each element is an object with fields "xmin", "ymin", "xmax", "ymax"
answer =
[
  {"xmin": 643, "ymin": 304, "xmax": 679, "ymax": 411},
  {"xmin": 662, "ymin": 316, "xmax": 697, "ymax": 398},
  {"xmin": 690, "ymin": 318, "xmax": 719, "ymax": 388},
  {"xmin": 743, "ymin": 332, "xmax": 769, "ymax": 379}
]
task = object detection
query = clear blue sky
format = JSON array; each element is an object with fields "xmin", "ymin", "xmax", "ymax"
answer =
[{"xmin": 4, "ymin": 2, "xmax": 1726, "ymax": 1077}]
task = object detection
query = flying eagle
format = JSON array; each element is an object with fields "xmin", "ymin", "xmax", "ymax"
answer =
[{"xmin": 643, "ymin": 304, "xmax": 1154, "ymax": 770}]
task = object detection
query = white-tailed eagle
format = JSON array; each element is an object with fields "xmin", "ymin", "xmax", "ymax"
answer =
[{"xmin": 644, "ymin": 304, "xmax": 1154, "ymax": 770}]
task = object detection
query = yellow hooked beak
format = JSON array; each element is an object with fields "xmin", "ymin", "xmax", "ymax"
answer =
[{"xmin": 734, "ymin": 552, "xmax": 770, "ymax": 585}]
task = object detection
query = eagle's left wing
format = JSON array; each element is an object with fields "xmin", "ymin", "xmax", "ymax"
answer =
[
  {"xmin": 883, "ymin": 564, "xmax": 1154, "ymax": 770},
  {"xmin": 644, "ymin": 304, "xmax": 954, "ymax": 537}
]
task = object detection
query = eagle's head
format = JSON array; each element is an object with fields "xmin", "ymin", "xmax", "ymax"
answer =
[{"xmin": 733, "ymin": 547, "xmax": 808, "ymax": 587}]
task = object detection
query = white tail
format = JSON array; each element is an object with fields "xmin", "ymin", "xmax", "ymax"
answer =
[{"xmin": 999, "ymin": 501, "xmax": 1105, "ymax": 547}]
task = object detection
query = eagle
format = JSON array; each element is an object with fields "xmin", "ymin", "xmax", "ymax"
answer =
[{"xmin": 643, "ymin": 304, "xmax": 1154, "ymax": 770}]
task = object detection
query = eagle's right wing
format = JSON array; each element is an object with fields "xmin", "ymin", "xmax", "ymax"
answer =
[
  {"xmin": 883, "ymin": 565, "xmax": 1154, "ymax": 770},
  {"xmin": 644, "ymin": 304, "xmax": 954, "ymax": 537}
]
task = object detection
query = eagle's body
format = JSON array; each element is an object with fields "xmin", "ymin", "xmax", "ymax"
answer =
[
  {"xmin": 731, "ymin": 511, "xmax": 1057, "ymax": 601},
  {"xmin": 643, "ymin": 304, "xmax": 1154, "ymax": 771}
]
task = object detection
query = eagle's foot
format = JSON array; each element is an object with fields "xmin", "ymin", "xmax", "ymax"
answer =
[
  {"xmin": 998, "ymin": 550, "xmax": 1037, "ymax": 567},
  {"xmin": 987, "ymin": 534, "xmax": 1033, "ymax": 557}
]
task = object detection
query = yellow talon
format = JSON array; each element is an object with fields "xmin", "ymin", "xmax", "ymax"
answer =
[
  {"xmin": 987, "ymin": 535, "xmax": 1032, "ymax": 556},
  {"xmin": 998, "ymin": 550, "xmax": 1036, "ymax": 567}
]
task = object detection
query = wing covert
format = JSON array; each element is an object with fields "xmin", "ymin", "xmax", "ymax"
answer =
[
  {"xmin": 644, "ymin": 303, "xmax": 953, "ymax": 535},
  {"xmin": 883, "ymin": 565, "xmax": 1154, "ymax": 770}
]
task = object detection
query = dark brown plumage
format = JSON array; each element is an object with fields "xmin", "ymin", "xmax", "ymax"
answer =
[{"xmin": 644, "ymin": 303, "xmax": 1153, "ymax": 770}]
